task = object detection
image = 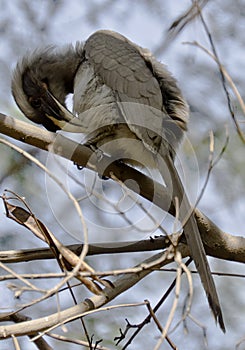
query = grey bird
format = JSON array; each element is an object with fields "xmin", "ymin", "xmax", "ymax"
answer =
[{"xmin": 12, "ymin": 30, "xmax": 225, "ymax": 331}]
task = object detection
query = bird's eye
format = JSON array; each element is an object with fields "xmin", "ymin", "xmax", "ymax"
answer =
[{"xmin": 30, "ymin": 98, "xmax": 41, "ymax": 109}]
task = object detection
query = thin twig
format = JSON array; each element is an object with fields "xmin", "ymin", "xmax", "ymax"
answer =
[
  {"xmin": 0, "ymin": 137, "xmax": 89, "ymax": 261},
  {"xmin": 47, "ymin": 332, "xmax": 109, "ymax": 350},
  {"xmin": 145, "ymin": 301, "xmax": 178, "ymax": 349},
  {"xmin": 181, "ymin": 127, "xmax": 229, "ymax": 230},
  {"xmin": 31, "ymin": 301, "xmax": 147, "ymax": 342},
  {"xmin": 0, "ymin": 248, "xmax": 186, "ymax": 339},
  {"xmin": 0, "ymin": 262, "xmax": 45, "ymax": 293},
  {"xmin": 121, "ymin": 258, "xmax": 192, "ymax": 349},
  {"xmin": 183, "ymin": 40, "xmax": 245, "ymax": 118},
  {"xmin": 196, "ymin": 4, "xmax": 245, "ymax": 143},
  {"xmin": 11, "ymin": 334, "xmax": 21, "ymax": 350},
  {"xmin": 153, "ymin": 251, "xmax": 184, "ymax": 350}
]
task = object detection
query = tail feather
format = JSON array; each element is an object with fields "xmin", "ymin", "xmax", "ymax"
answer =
[{"xmin": 159, "ymin": 153, "xmax": 225, "ymax": 332}]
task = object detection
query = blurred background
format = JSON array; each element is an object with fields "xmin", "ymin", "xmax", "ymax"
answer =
[{"xmin": 0, "ymin": 1, "xmax": 244, "ymax": 349}]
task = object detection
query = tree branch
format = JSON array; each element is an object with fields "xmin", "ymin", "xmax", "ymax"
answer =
[
  {"xmin": 0, "ymin": 113, "xmax": 172, "ymax": 212},
  {"xmin": 0, "ymin": 245, "xmax": 189, "ymax": 339},
  {"xmin": 0, "ymin": 223, "xmax": 244, "ymax": 265},
  {"xmin": 0, "ymin": 113, "xmax": 244, "ymax": 264},
  {"xmin": 0, "ymin": 312, "xmax": 53, "ymax": 349}
]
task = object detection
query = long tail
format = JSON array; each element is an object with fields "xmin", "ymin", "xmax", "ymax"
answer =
[{"xmin": 159, "ymin": 153, "xmax": 225, "ymax": 332}]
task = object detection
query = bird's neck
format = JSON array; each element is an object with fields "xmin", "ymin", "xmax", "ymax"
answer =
[{"xmin": 40, "ymin": 44, "xmax": 84, "ymax": 105}]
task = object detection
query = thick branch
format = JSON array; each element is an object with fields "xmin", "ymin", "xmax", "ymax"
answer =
[
  {"xmin": 0, "ymin": 312, "xmax": 52, "ymax": 349},
  {"xmin": 0, "ymin": 113, "xmax": 244, "ymax": 263},
  {"xmin": 195, "ymin": 209, "xmax": 245, "ymax": 262},
  {"xmin": 0, "ymin": 222, "xmax": 244, "ymax": 264},
  {"xmin": 0, "ymin": 113, "xmax": 171, "ymax": 212},
  {"xmin": 0, "ymin": 237, "xmax": 169, "ymax": 263}
]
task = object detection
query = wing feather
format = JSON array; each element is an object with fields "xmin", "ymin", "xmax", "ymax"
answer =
[
  {"xmin": 84, "ymin": 30, "xmax": 163, "ymax": 107},
  {"xmin": 84, "ymin": 30, "xmax": 188, "ymax": 153},
  {"xmin": 84, "ymin": 30, "xmax": 165, "ymax": 152}
]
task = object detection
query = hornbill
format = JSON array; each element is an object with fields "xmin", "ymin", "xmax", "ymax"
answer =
[{"xmin": 12, "ymin": 30, "xmax": 225, "ymax": 331}]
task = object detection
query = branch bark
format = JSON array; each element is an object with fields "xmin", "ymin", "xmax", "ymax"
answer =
[
  {"xmin": 0, "ymin": 113, "xmax": 245, "ymax": 263},
  {"xmin": 0, "ymin": 113, "xmax": 244, "ymax": 341},
  {"xmin": 0, "ymin": 312, "xmax": 53, "ymax": 349},
  {"xmin": 0, "ymin": 224, "xmax": 244, "ymax": 265},
  {"xmin": 0, "ymin": 113, "xmax": 171, "ymax": 212}
]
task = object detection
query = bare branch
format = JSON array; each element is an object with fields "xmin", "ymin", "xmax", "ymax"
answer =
[
  {"xmin": 154, "ymin": 0, "xmax": 209, "ymax": 55},
  {"xmin": 0, "ymin": 113, "xmax": 172, "ymax": 212},
  {"xmin": 1, "ymin": 214, "xmax": 244, "ymax": 265},
  {"xmin": 0, "ymin": 312, "xmax": 53, "ymax": 350},
  {"xmin": 197, "ymin": 5, "xmax": 245, "ymax": 143},
  {"xmin": 0, "ymin": 246, "xmax": 189, "ymax": 339},
  {"xmin": 0, "ymin": 112, "xmax": 244, "ymax": 344},
  {"xmin": 47, "ymin": 332, "xmax": 109, "ymax": 350},
  {"xmin": 1, "ymin": 113, "xmax": 245, "ymax": 263},
  {"xmin": 183, "ymin": 41, "xmax": 245, "ymax": 119}
]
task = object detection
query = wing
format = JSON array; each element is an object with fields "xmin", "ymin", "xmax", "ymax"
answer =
[
  {"xmin": 84, "ymin": 30, "xmax": 162, "ymax": 107},
  {"xmin": 83, "ymin": 30, "xmax": 165, "ymax": 153},
  {"xmin": 84, "ymin": 30, "xmax": 189, "ymax": 154}
]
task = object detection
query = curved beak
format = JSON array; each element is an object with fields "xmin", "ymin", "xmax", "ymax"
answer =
[
  {"xmin": 43, "ymin": 90, "xmax": 74, "ymax": 129},
  {"xmin": 42, "ymin": 91, "xmax": 85, "ymax": 133}
]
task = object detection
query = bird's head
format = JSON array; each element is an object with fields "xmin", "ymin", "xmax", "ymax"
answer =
[{"xmin": 12, "ymin": 45, "xmax": 84, "ymax": 132}]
